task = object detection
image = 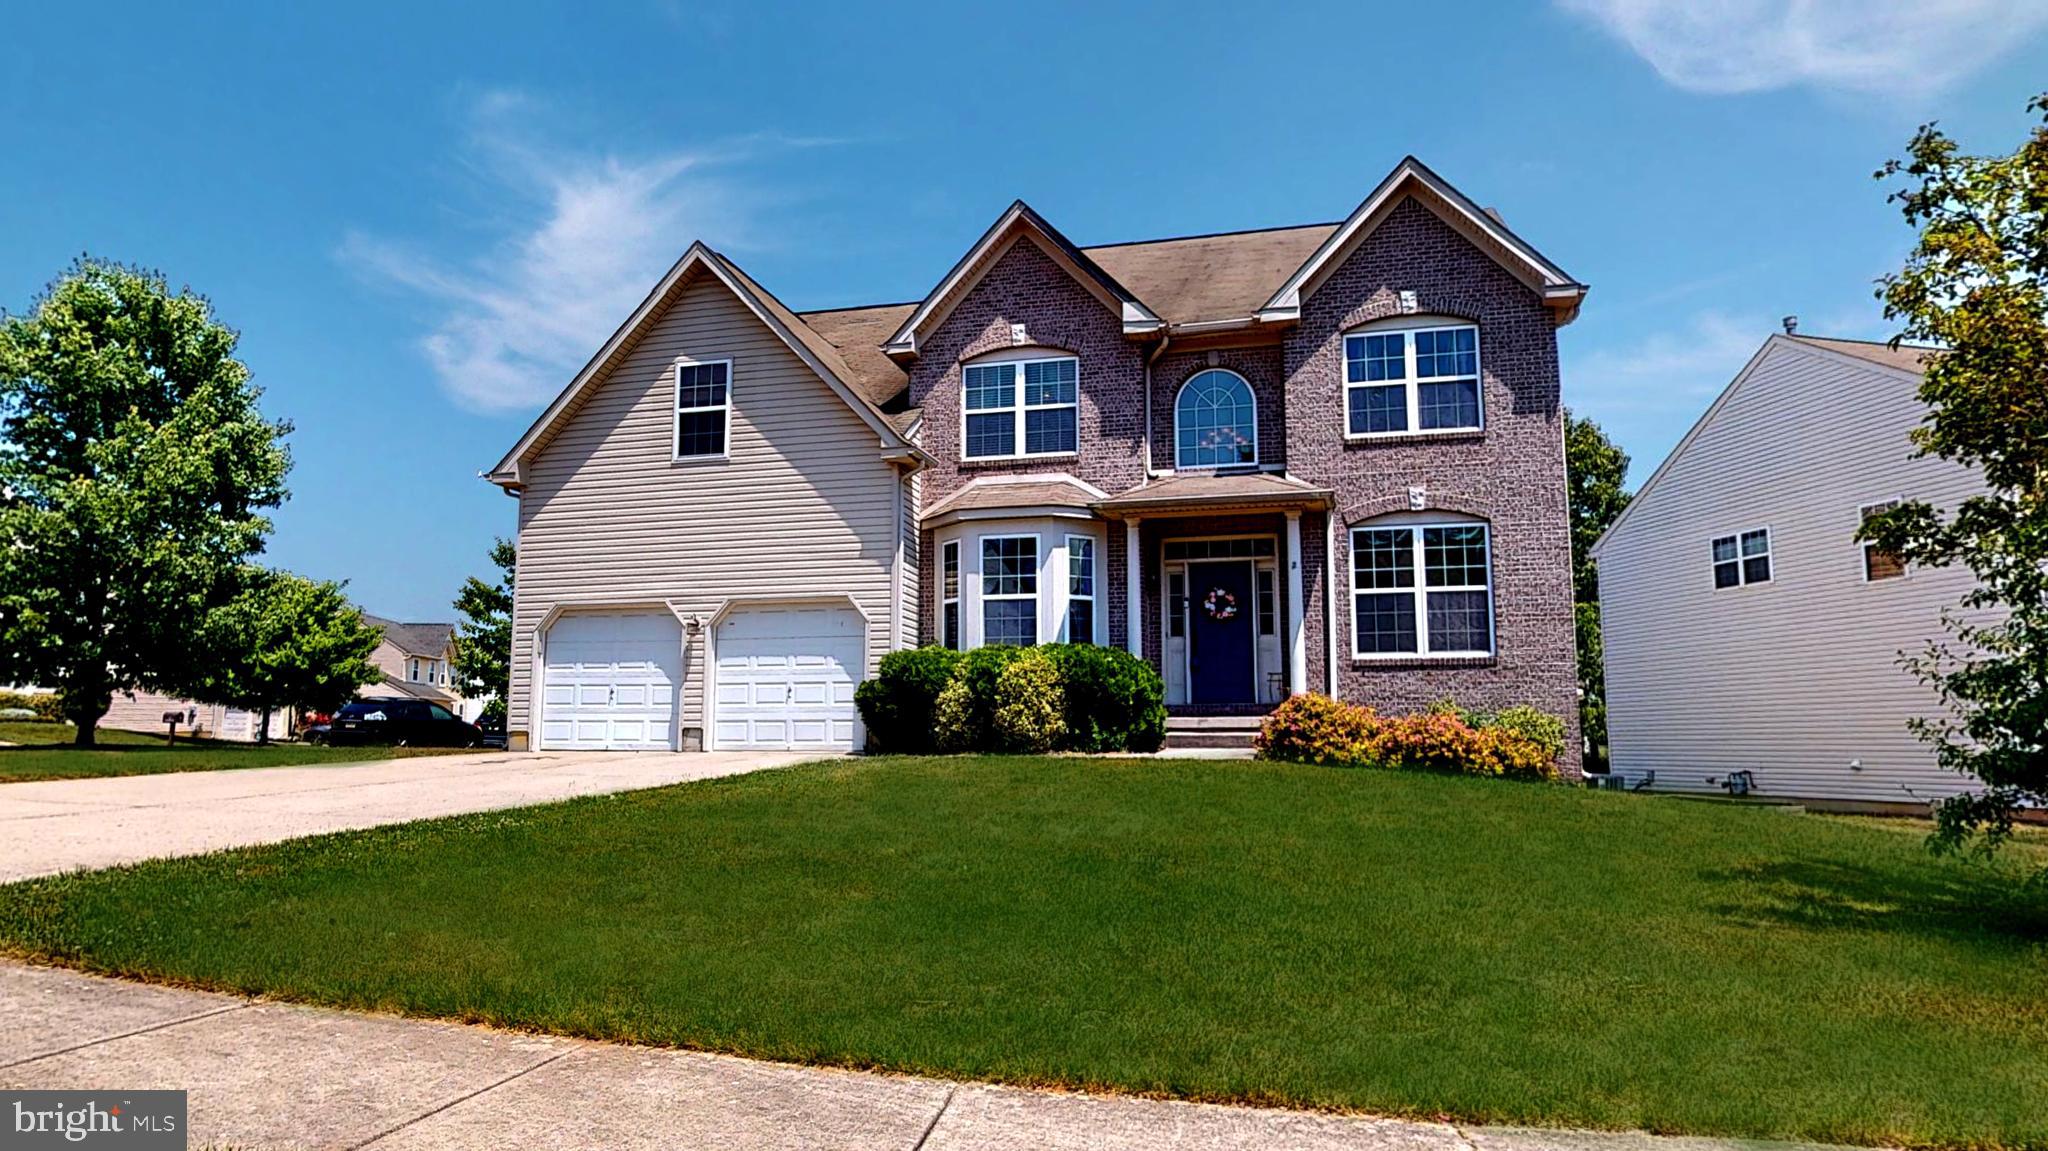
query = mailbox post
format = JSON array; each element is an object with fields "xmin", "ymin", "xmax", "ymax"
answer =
[{"xmin": 161, "ymin": 710, "xmax": 184, "ymax": 745}]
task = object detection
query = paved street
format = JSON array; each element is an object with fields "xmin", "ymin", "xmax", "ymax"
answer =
[
  {"xmin": 0, "ymin": 749, "xmax": 815, "ymax": 881},
  {"xmin": 0, "ymin": 962, "xmax": 1851, "ymax": 1151}
]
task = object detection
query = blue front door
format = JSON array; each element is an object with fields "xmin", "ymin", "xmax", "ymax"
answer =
[{"xmin": 1188, "ymin": 560, "xmax": 1256, "ymax": 705}]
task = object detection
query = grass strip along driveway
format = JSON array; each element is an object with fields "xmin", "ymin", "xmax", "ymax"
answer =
[
  {"xmin": 0, "ymin": 757, "xmax": 2042, "ymax": 1148},
  {"xmin": 0, "ymin": 721, "xmax": 469, "ymax": 782}
]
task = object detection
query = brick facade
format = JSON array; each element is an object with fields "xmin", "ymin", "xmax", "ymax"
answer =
[
  {"xmin": 911, "ymin": 196, "xmax": 1579, "ymax": 775},
  {"xmin": 1281, "ymin": 197, "xmax": 1580, "ymax": 773}
]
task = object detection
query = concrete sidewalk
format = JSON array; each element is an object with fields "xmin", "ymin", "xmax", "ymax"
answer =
[
  {"xmin": 0, "ymin": 749, "xmax": 815, "ymax": 881},
  {"xmin": 0, "ymin": 963, "xmax": 1848, "ymax": 1151}
]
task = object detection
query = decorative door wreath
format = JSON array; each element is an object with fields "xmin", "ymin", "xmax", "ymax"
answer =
[{"xmin": 1202, "ymin": 587, "xmax": 1239, "ymax": 621}]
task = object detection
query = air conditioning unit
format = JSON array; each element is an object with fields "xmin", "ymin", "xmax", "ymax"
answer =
[{"xmin": 1586, "ymin": 770, "xmax": 1654, "ymax": 792}]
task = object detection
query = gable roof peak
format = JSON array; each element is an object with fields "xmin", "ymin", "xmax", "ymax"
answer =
[
  {"xmin": 882, "ymin": 200, "xmax": 1163, "ymax": 360},
  {"xmin": 1258, "ymin": 156, "xmax": 1587, "ymax": 325}
]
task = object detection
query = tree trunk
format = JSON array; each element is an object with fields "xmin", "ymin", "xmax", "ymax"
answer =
[
  {"xmin": 65, "ymin": 691, "xmax": 109, "ymax": 748},
  {"xmin": 257, "ymin": 706, "xmax": 271, "ymax": 746}
]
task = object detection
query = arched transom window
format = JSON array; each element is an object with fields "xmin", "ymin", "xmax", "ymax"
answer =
[{"xmin": 1175, "ymin": 369, "xmax": 1258, "ymax": 468}]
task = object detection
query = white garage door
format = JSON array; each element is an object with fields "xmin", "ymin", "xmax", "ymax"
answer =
[
  {"xmin": 541, "ymin": 611, "xmax": 682, "ymax": 750},
  {"xmin": 713, "ymin": 604, "xmax": 865, "ymax": 751}
]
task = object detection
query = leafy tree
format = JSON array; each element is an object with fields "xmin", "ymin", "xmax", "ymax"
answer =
[
  {"xmin": 1565, "ymin": 410, "xmax": 1631, "ymax": 771},
  {"xmin": 0, "ymin": 259, "xmax": 290, "ymax": 745},
  {"xmin": 1860, "ymin": 94, "xmax": 2048, "ymax": 859},
  {"xmin": 453, "ymin": 538, "xmax": 514, "ymax": 724},
  {"xmin": 183, "ymin": 567, "xmax": 383, "ymax": 743}
]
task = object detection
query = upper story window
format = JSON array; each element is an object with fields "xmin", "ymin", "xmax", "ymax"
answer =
[
  {"xmin": 1350, "ymin": 520, "xmax": 1493, "ymax": 658},
  {"xmin": 1343, "ymin": 320, "xmax": 1481, "ymax": 438},
  {"xmin": 1175, "ymin": 369, "xmax": 1258, "ymax": 468},
  {"xmin": 1712, "ymin": 528, "xmax": 1772, "ymax": 589},
  {"xmin": 962, "ymin": 354, "xmax": 1078, "ymax": 459},
  {"xmin": 1859, "ymin": 502, "xmax": 1905, "ymax": 581},
  {"xmin": 674, "ymin": 360, "xmax": 731, "ymax": 459}
]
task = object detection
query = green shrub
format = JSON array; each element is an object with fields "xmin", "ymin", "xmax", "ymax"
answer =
[
  {"xmin": 855, "ymin": 646, "xmax": 966, "ymax": 753},
  {"xmin": 1482, "ymin": 705, "xmax": 1567, "ymax": 764},
  {"xmin": 1044, "ymin": 643, "xmax": 1167, "ymax": 753},
  {"xmin": 933, "ymin": 675, "xmax": 977, "ymax": 753},
  {"xmin": 955, "ymin": 645, "xmax": 1024, "ymax": 745},
  {"xmin": 992, "ymin": 649, "xmax": 1065, "ymax": 753},
  {"xmin": 1254, "ymin": 693, "xmax": 1376, "ymax": 766},
  {"xmin": 0, "ymin": 691, "xmax": 61, "ymax": 721}
]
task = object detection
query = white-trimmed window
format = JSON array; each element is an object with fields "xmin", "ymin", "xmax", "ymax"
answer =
[
  {"xmin": 1351, "ymin": 522, "xmax": 1494, "ymax": 657},
  {"xmin": 1712, "ymin": 528, "xmax": 1771, "ymax": 589},
  {"xmin": 1859, "ymin": 502, "xmax": 1905, "ymax": 582},
  {"xmin": 408, "ymin": 658, "xmax": 420, "ymax": 681},
  {"xmin": 1175, "ymin": 369, "xmax": 1258, "ymax": 468},
  {"xmin": 981, "ymin": 535, "xmax": 1039, "ymax": 646},
  {"xmin": 941, "ymin": 540, "xmax": 962, "ymax": 649},
  {"xmin": 962, "ymin": 356, "xmax": 1078, "ymax": 459},
  {"xmin": 1344, "ymin": 320, "xmax": 1482, "ymax": 437},
  {"xmin": 1065, "ymin": 535, "xmax": 1096, "ymax": 643},
  {"xmin": 674, "ymin": 359, "xmax": 731, "ymax": 459}
]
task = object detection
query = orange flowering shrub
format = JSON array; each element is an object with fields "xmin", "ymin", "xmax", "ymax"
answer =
[
  {"xmin": 1253, "ymin": 693, "xmax": 1376, "ymax": 765},
  {"xmin": 1257, "ymin": 694, "xmax": 1561, "ymax": 781}
]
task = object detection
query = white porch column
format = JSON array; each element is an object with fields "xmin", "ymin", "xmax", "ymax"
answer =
[
  {"xmin": 1285, "ymin": 510, "xmax": 1308, "ymax": 695},
  {"xmin": 1125, "ymin": 517, "xmax": 1144, "ymax": 655}
]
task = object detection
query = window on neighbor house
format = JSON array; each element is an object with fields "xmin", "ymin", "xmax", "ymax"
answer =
[
  {"xmin": 941, "ymin": 541, "xmax": 961, "ymax": 649},
  {"xmin": 1860, "ymin": 502, "xmax": 1906, "ymax": 581},
  {"xmin": 981, "ymin": 535, "xmax": 1038, "ymax": 646},
  {"xmin": 408, "ymin": 658, "xmax": 419, "ymax": 681},
  {"xmin": 1175, "ymin": 369, "xmax": 1258, "ymax": 468},
  {"xmin": 1066, "ymin": 535, "xmax": 1096, "ymax": 644},
  {"xmin": 1712, "ymin": 528, "xmax": 1772, "ymax": 589},
  {"xmin": 1344, "ymin": 322, "xmax": 1482, "ymax": 437},
  {"xmin": 674, "ymin": 360, "xmax": 730, "ymax": 459},
  {"xmin": 963, "ymin": 357, "xmax": 1078, "ymax": 458},
  {"xmin": 1351, "ymin": 523, "xmax": 1493, "ymax": 657}
]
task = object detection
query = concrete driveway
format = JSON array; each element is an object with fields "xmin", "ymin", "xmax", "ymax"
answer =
[{"xmin": 0, "ymin": 749, "xmax": 818, "ymax": 881}]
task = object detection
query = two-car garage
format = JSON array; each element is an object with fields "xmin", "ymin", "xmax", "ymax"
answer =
[{"xmin": 538, "ymin": 603, "xmax": 864, "ymax": 752}]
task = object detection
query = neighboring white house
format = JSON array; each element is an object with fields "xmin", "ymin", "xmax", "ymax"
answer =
[
  {"xmin": 1592, "ymin": 332, "xmax": 1987, "ymax": 809},
  {"xmin": 101, "ymin": 689, "xmax": 291, "ymax": 742}
]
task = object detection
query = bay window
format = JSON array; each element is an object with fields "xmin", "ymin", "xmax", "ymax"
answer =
[{"xmin": 981, "ymin": 535, "xmax": 1038, "ymax": 646}]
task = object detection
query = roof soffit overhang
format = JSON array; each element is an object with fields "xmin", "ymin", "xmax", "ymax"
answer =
[
  {"xmin": 1256, "ymin": 157, "xmax": 1589, "ymax": 328},
  {"xmin": 487, "ymin": 243, "xmax": 916, "ymax": 489},
  {"xmin": 883, "ymin": 202, "xmax": 1165, "ymax": 361}
]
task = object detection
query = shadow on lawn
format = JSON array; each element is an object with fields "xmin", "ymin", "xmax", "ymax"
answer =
[{"xmin": 1705, "ymin": 857, "xmax": 2048, "ymax": 945}]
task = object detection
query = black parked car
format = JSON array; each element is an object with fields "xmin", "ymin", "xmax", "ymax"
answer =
[{"xmin": 310, "ymin": 700, "xmax": 482, "ymax": 748}]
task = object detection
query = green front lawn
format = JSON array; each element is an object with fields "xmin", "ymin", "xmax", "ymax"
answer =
[
  {"xmin": 1, "ymin": 758, "xmax": 2042, "ymax": 1148},
  {"xmin": 0, "ymin": 721, "xmax": 471, "ymax": 782}
]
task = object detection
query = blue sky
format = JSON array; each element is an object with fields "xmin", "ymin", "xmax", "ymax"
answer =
[{"xmin": 2, "ymin": 2, "xmax": 2044, "ymax": 621}]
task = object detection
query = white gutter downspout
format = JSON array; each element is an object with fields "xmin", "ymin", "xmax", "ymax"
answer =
[{"xmin": 1143, "ymin": 333, "xmax": 1171, "ymax": 477}]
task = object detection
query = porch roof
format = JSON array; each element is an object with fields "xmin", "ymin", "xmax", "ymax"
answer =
[{"xmin": 1092, "ymin": 472, "xmax": 1334, "ymax": 518}]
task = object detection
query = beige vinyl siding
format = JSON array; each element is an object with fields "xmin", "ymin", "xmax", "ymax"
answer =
[
  {"xmin": 901, "ymin": 470, "xmax": 922, "ymax": 647},
  {"xmin": 1596, "ymin": 338, "xmax": 1986, "ymax": 804},
  {"xmin": 508, "ymin": 271, "xmax": 901, "ymax": 741}
]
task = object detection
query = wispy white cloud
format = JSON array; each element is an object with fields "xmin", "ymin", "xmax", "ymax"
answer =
[
  {"xmin": 339, "ymin": 92, "xmax": 807, "ymax": 413},
  {"xmin": 1556, "ymin": 0, "xmax": 2048, "ymax": 97},
  {"xmin": 1570, "ymin": 310, "xmax": 1764, "ymax": 415}
]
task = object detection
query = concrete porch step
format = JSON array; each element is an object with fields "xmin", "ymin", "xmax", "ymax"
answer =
[{"xmin": 1162, "ymin": 713, "xmax": 1266, "ymax": 750}]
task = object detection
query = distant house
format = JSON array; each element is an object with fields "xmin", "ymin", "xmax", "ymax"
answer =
[
  {"xmin": 102, "ymin": 689, "xmax": 290, "ymax": 742},
  {"xmin": 1592, "ymin": 332, "xmax": 1985, "ymax": 810},
  {"xmin": 360, "ymin": 615, "xmax": 486, "ymax": 722}
]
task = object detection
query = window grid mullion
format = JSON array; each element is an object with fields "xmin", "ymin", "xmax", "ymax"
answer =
[
  {"xmin": 1411, "ymin": 527, "xmax": 1429, "ymax": 656},
  {"xmin": 1406, "ymin": 341, "xmax": 1421, "ymax": 436}
]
